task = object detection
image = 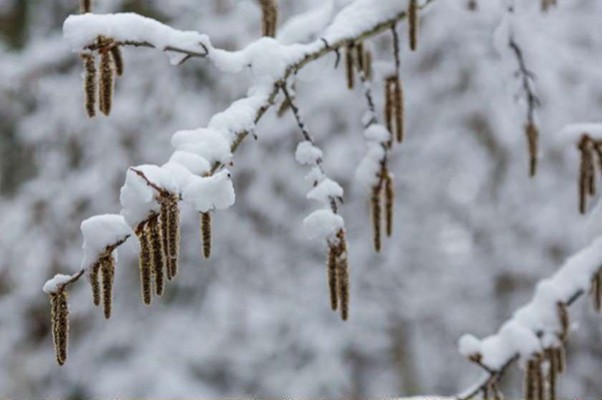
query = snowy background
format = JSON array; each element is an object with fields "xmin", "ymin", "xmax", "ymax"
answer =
[{"xmin": 1, "ymin": 0, "xmax": 602, "ymax": 398}]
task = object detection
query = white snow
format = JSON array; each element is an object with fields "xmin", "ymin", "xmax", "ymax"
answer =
[
  {"xmin": 169, "ymin": 151, "xmax": 211, "ymax": 176},
  {"xmin": 295, "ymin": 141, "xmax": 323, "ymax": 165},
  {"xmin": 43, "ymin": 274, "xmax": 76, "ymax": 294},
  {"xmin": 119, "ymin": 166, "xmax": 164, "ymax": 227},
  {"xmin": 80, "ymin": 214, "xmax": 132, "ymax": 270},
  {"xmin": 307, "ymin": 178, "xmax": 343, "ymax": 204},
  {"xmin": 171, "ymin": 127, "xmax": 232, "ymax": 165},
  {"xmin": 303, "ymin": 209, "xmax": 345, "ymax": 241},
  {"xmin": 63, "ymin": 13, "xmax": 210, "ymax": 58},
  {"xmin": 460, "ymin": 235, "xmax": 602, "ymax": 369},
  {"xmin": 181, "ymin": 170, "xmax": 235, "ymax": 213}
]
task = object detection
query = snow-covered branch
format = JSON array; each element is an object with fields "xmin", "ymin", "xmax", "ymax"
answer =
[
  {"xmin": 44, "ymin": 0, "xmax": 438, "ymax": 365},
  {"xmin": 456, "ymin": 238, "xmax": 602, "ymax": 400}
]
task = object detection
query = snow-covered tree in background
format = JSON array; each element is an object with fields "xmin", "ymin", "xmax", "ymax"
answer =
[{"xmin": 1, "ymin": 0, "xmax": 601, "ymax": 398}]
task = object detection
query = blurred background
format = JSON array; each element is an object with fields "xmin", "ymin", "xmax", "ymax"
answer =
[{"xmin": 0, "ymin": 0, "xmax": 601, "ymax": 398}]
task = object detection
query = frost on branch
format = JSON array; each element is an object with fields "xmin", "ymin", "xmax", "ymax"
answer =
[{"xmin": 457, "ymin": 237, "xmax": 602, "ymax": 400}]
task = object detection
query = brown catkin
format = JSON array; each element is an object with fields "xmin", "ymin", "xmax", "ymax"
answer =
[
  {"xmin": 363, "ymin": 49, "xmax": 372, "ymax": 80},
  {"xmin": 384, "ymin": 172, "xmax": 394, "ymax": 237},
  {"xmin": 101, "ymin": 255, "xmax": 115, "ymax": 319},
  {"xmin": 80, "ymin": 0, "xmax": 91, "ymax": 13},
  {"xmin": 88, "ymin": 261, "xmax": 101, "ymax": 306},
  {"xmin": 545, "ymin": 348, "xmax": 558, "ymax": 400},
  {"xmin": 327, "ymin": 245, "xmax": 338, "ymax": 311},
  {"xmin": 592, "ymin": 270, "xmax": 602, "ymax": 312},
  {"xmin": 385, "ymin": 78, "xmax": 395, "ymax": 135},
  {"xmin": 408, "ymin": 0, "xmax": 418, "ymax": 51},
  {"xmin": 109, "ymin": 45, "xmax": 124, "ymax": 77},
  {"xmin": 258, "ymin": 0, "xmax": 278, "ymax": 37},
  {"xmin": 150, "ymin": 217, "xmax": 166, "ymax": 296},
  {"xmin": 345, "ymin": 44, "xmax": 355, "ymax": 90},
  {"xmin": 335, "ymin": 230, "xmax": 350, "ymax": 321},
  {"xmin": 557, "ymin": 302, "xmax": 569, "ymax": 341},
  {"xmin": 525, "ymin": 122, "xmax": 538, "ymax": 177},
  {"xmin": 394, "ymin": 77, "xmax": 404, "ymax": 143},
  {"xmin": 167, "ymin": 195, "xmax": 180, "ymax": 279},
  {"xmin": 160, "ymin": 199, "xmax": 172, "ymax": 281},
  {"xmin": 201, "ymin": 212, "xmax": 212, "ymax": 259},
  {"xmin": 556, "ymin": 345, "xmax": 566, "ymax": 374},
  {"xmin": 81, "ymin": 53, "xmax": 97, "ymax": 118},
  {"xmin": 524, "ymin": 359, "xmax": 534, "ymax": 400},
  {"xmin": 578, "ymin": 136, "xmax": 591, "ymax": 214},
  {"xmin": 50, "ymin": 290, "xmax": 69, "ymax": 366},
  {"xmin": 98, "ymin": 48, "xmax": 114, "ymax": 116},
  {"xmin": 371, "ymin": 184, "xmax": 382, "ymax": 252},
  {"xmin": 138, "ymin": 224, "xmax": 153, "ymax": 305},
  {"xmin": 355, "ymin": 42, "xmax": 365, "ymax": 73},
  {"xmin": 534, "ymin": 355, "xmax": 544, "ymax": 400}
]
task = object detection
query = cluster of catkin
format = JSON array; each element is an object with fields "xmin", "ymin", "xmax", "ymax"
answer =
[
  {"xmin": 50, "ymin": 289, "xmax": 69, "ymax": 365},
  {"xmin": 81, "ymin": 36, "xmax": 124, "ymax": 118},
  {"xmin": 327, "ymin": 230, "xmax": 350, "ymax": 320},
  {"xmin": 577, "ymin": 134, "xmax": 602, "ymax": 214},
  {"xmin": 371, "ymin": 171, "xmax": 395, "ymax": 252},
  {"xmin": 258, "ymin": 0, "xmax": 278, "ymax": 37},
  {"xmin": 88, "ymin": 253, "xmax": 116, "ymax": 318},
  {"xmin": 345, "ymin": 42, "xmax": 372, "ymax": 90},
  {"xmin": 135, "ymin": 194, "xmax": 180, "ymax": 305},
  {"xmin": 523, "ymin": 346, "xmax": 565, "ymax": 400}
]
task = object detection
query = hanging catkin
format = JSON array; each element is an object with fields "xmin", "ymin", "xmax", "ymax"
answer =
[
  {"xmin": 201, "ymin": 212, "xmax": 212, "ymax": 259},
  {"xmin": 385, "ymin": 77, "xmax": 395, "ymax": 135},
  {"xmin": 408, "ymin": 0, "xmax": 418, "ymax": 51},
  {"xmin": 138, "ymin": 223, "xmax": 153, "ymax": 305},
  {"xmin": 110, "ymin": 45, "xmax": 124, "ymax": 77},
  {"xmin": 160, "ymin": 200, "xmax": 172, "ymax": 281},
  {"xmin": 150, "ymin": 217, "xmax": 166, "ymax": 296},
  {"xmin": 81, "ymin": 53, "xmax": 97, "ymax": 118},
  {"xmin": 335, "ymin": 230, "xmax": 350, "ymax": 321},
  {"xmin": 525, "ymin": 122, "xmax": 538, "ymax": 177},
  {"xmin": 168, "ymin": 195, "xmax": 180, "ymax": 278},
  {"xmin": 371, "ymin": 184, "xmax": 382, "ymax": 252},
  {"xmin": 384, "ymin": 172, "xmax": 394, "ymax": 237},
  {"xmin": 345, "ymin": 44, "xmax": 355, "ymax": 90},
  {"xmin": 592, "ymin": 269, "xmax": 602, "ymax": 312},
  {"xmin": 80, "ymin": 0, "xmax": 91, "ymax": 13},
  {"xmin": 557, "ymin": 302, "xmax": 569, "ymax": 341},
  {"xmin": 525, "ymin": 357, "xmax": 540, "ymax": 400},
  {"xmin": 578, "ymin": 136, "xmax": 592, "ymax": 214},
  {"xmin": 258, "ymin": 0, "xmax": 278, "ymax": 37},
  {"xmin": 98, "ymin": 46, "xmax": 114, "ymax": 116},
  {"xmin": 545, "ymin": 348, "xmax": 558, "ymax": 400},
  {"xmin": 394, "ymin": 78, "xmax": 404, "ymax": 142},
  {"xmin": 327, "ymin": 246, "xmax": 338, "ymax": 311},
  {"xmin": 101, "ymin": 255, "xmax": 115, "ymax": 319},
  {"xmin": 88, "ymin": 261, "xmax": 101, "ymax": 306},
  {"xmin": 50, "ymin": 290, "xmax": 69, "ymax": 366}
]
